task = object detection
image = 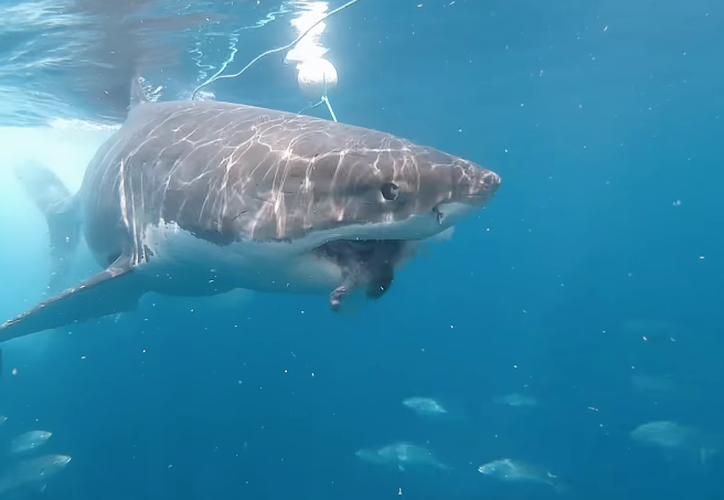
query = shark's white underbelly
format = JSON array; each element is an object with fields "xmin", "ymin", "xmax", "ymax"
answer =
[{"xmin": 137, "ymin": 221, "xmax": 345, "ymax": 297}]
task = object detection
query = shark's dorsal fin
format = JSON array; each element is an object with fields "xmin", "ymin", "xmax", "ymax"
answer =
[{"xmin": 130, "ymin": 75, "xmax": 152, "ymax": 109}]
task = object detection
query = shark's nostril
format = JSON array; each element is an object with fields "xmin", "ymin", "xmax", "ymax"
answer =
[{"xmin": 483, "ymin": 172, "xmax": 501, "ymax": 189}]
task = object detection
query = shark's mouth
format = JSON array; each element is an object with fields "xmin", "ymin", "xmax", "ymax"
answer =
[{"xmin": 312, "ymin": 239, "xmax": 413, "ymax": 307}]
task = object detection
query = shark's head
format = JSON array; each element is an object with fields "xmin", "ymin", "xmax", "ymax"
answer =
[
  {"xmin": 369, "ymin": 147, "xmax": 501, "ymax": 239},
  {"xmin": 250, "ymin": 133, "xmax": 503, "ymax": 308},
  {"xmin": 286, "ymin": 140, "xmax": 501, "ymax": 247},
  {"xmin": 137, "ymin": 98, "xmax": 501, "ymax": 249}
]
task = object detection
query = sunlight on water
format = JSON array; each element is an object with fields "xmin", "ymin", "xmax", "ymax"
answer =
[
  {"xmin": 0, "ymin": 0, "xmax": 342, "ymax": 124},
  {"xmin": 0, "ymin": 0, "xmax": 257, "ymax": 124},
  {"xmin": 0, "ymin": 0, "xmax": 92, "ymax": 124},
  {"xmin": 189, "ymin": 1, "xmax": 295, "ymax": 89},
  {"xmin": 284, "ymin": 1, "xmax": 330, "ymax": 66}
]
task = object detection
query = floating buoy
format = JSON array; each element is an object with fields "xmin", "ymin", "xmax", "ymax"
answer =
[{"xmin": 297, "ymin": 58, "xmax": 338, "ymax": 100}]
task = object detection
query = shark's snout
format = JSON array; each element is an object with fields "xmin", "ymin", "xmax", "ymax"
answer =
[
  {"xmin": 453, "ymin": 162, "xmax": 501, "ymax": 205},
  {"xmin": 483, "ymin": 170, "xmax": 502, "ymax": 192}
]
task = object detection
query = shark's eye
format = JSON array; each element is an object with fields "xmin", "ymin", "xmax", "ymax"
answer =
[{"xmin": 380, "ymin": 182, "xmax": 399, "ymax": 201}]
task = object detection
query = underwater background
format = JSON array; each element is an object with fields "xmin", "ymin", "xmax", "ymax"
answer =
[{"xmin": 0, "ymin": 0, "xmax": 723, "ymax": 498}]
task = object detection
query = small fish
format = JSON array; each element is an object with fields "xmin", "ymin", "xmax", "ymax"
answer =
[
  {"xmin": 356, "ymin": 442, "xmax": 450, "ymax": 472},
  {"xmin": 493, "ymin": 393, "xmax": 538, "ymax": 407},
  {"xmin": 402, "ymin": 397, "xmax": 448, "ymax": 416},
  {"xmin": 0, "ymin": 416, "xmax": 7, "ymax": 426},
  {"xmin": 479, "ymin": 458, "xmax": 565, "ymax": 492},
  {"xmin": 631, "ymin": 420, "xmax": 718, "ymax": 464},
  {"xmin": 0, "ymin": 454, "xmax": 71, "ymax": 495},
  {"xmin": 9, "ymin": 430, "xmax": 53, "ymax": 454}
]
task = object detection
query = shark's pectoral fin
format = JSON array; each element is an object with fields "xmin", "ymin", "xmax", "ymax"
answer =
[{"xmin": 0, "ymin": 258, "xmax": 145, "ymax": 344}]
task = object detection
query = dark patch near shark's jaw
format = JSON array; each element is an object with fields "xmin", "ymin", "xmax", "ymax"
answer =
[
  {"xmin": 313, "ymin": 239, "xmax": 410, "ymax": 302},
  {"xmin": 169, "ymin": 213, "xmax": 409, "ymax": 306},
  {"xmin": 172, "ymin": 220, "xmax": 412, "ymax": 291}
]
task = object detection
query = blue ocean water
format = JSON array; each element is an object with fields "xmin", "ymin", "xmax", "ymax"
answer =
[{"xmin": 0, "ymin": 0, "xmax": 723, "ymax": 499}]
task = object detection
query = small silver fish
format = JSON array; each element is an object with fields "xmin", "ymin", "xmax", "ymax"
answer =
[
  {"xmin": 402, "ymin": 397, "xmax": 448, "ymax": 416},
  {"xmin": 0, "ymin": 454, "xmax": 71, "ymax": 495},
  {"xmin": 631, "ymin": 420, "xmax": 718, "ymax": 464},
  {"xmin": 479, "ymin": 458, "xmax": 565, "ymax": 492},
  {"xmin": 356, "ymin": 442, "xmax": 450, "ymax": 472},
  {"xmin": 9, "ymin": 430, "xmax": 53, "ymax": 454}
]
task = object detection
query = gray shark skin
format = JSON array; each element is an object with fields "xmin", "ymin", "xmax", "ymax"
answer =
[{"xmin": 0, "ymin": 77, "xmax": 501, "ymax": 346}]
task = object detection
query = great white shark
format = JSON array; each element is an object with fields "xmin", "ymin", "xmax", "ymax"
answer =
[{"xmin": 0, "ymin": 77, "xmax": 501, "ymax": 347}]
